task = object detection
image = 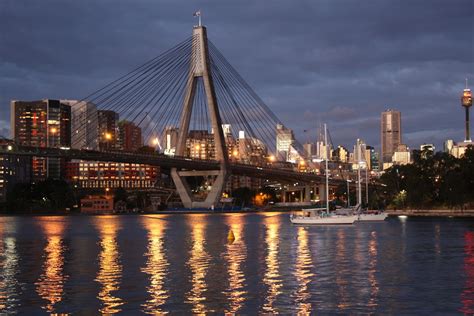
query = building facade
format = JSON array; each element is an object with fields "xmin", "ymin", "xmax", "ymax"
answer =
[
  {"xmin": 11, "ymin": 99, "xmax": 71, "ymax": 180},
  {"xmin": 117, "ymin": 120, "xmax": 143, "ymax": 152},
  {"xmin": 381, "ymin": 109, "xmax": 402, "ymax": 163},
  {"xmin": 98, "ymin": 110, "xmax": 119, "ymax": 150},
  {"xmin": 66, "ymin": 161, "xmax": 159, "ymax": 189},
  {"xmin": 62, "ymin": 100, "xmax": 99, "ymax": 150}
]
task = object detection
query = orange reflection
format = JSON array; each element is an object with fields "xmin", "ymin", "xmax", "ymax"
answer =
[
  {"xmin": 434, "ymin": 224, "xmax": 441, "ymax": 256},
  {"xmin": 461, "ymin": 231, "xmax": 474, "ymax": 314},
  {"xmin": 141, "ymin": 216, "xmax": 169, "ymax": 314},
  {"xmin": 94, "ymin": 216, "xmax": 123, "ymax": 314},
  {"xmin": 185, "ymin": 216, "xmax": 209, "ymax": 314},
  {"xmin": 368, "ymin": 231, "xmax": 379, "ymax": 308},
  {"xmin": 223, "ymin": 215, "xmax": 247, "ymax": 314},
  {"xmin": 0, "ymin": 236, "xmax": 19, "ymax": 312},
  {"xmin": 35, "ymin": 218, "xmax": 68, "ymax": 313},
  {"xmin": 294, "ymin": 227, "xmax": 313, "ymax": 314},
  {"xmin": 335, "ymin": 229, "xmax": 349, "ymax": 310},
  {"xmin": 262, "ymin": 215, "xmax": 282, "ymax": 313}
]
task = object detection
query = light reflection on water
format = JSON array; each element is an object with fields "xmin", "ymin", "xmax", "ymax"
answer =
[
  {"xmin": 223, "ymin": 214, "xmax": 247, "ymax": 314},
  {"xmin": 94, "ymin": 216, "xmax": 123, "ymax": 314},
  {"xmin": 140, "ymin": 215, "xmax": 169, "ymax": 314},
  {"xmin": 0, "ymin": 219, "xmax": 20, "ymax": 313},
  {"xmin": 368, "ymin": 231, "xmax": 379, "ymax": 308},
  {"xmin": 294, "ymin": 227, "xmax": 313, "ymax": 314},
  {"xmin": 0, "ymin": 214, "xmax": 471, "ymax": 314},
  {"xmin": 185, "ymin": 215, "xmax": 210, "ymax": 314},
  {"xmin": 34, "ymin": 218, "xmax": 68, "ymax": 313},
  {"xmin": 262, "ymin": 215, "xmax": 282, "ymax": 313}
]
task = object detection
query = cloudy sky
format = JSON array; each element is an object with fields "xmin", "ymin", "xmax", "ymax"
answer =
[{"xmin": 1, "ymin": 0, "xmax": 473, "ymax": 150}]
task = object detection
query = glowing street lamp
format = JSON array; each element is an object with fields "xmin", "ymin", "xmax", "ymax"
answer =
[
  {"xmin": 268, "ymin": 155, "xmax": 275, "ymax": 162},
  {"xmin": 104, "ymin": 132, "xmax": 112, "ymax": 141}
]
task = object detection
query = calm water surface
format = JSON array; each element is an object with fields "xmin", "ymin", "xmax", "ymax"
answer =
[{"xmin": 0, "ymin": 213, "xmax": 473, "ymax": 314}]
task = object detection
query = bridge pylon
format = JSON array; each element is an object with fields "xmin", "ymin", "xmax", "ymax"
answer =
[{"xmin": 171, "ymin": 25, "xmax": 229, "ymax": 209}]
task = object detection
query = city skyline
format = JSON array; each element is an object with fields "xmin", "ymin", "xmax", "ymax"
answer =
[{"xmin": 0, "ymin": 1, "xmax": 473, "ymax": 150}]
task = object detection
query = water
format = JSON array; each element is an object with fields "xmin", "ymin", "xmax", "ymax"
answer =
[{"xmin": 0, "ymin": 213, "xmax": 472, "ymax": 314}]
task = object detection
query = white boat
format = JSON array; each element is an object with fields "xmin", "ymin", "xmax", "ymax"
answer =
[
  {"xmin": 357, "ymin": 211, "xmax": 388, "ymax": 222},
  {"xmin": 290, "ymin": 209, "xmax": 358, "ymax": 225}
]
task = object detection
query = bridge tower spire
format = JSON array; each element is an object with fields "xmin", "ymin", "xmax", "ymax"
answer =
[{"xmin": 171, "ymin": 25, "xmax": 229, "ymax": 209}]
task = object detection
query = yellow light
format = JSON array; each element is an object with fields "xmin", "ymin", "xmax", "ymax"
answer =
[
  {"xmin": 232, "ymin": 150, "xmax": 238, "ymax": 157},
  {"xmin": 195, "ymin": 144, "xmax": 200, "ymax": 150},
  {"xmin": 268, "ymin": 155, "xmax": 275, "ymax": 162},
  {"xmin": 105, "ymin": 133, "xmax": 112, "ymax": 140},
  {"xmin": 105, "ymin": 188, "xmax": 110, "ymax": 192},
  {"xmin": 299, "ymin": 160, "xmax": 305, "ymax": 166},
  {"xmin": 50, "ymin": 127, "xmax": 57, "ymax": 134},
  {"xmin": 152, "ymin": 138, "xmax": 159, "ymax": 146}
]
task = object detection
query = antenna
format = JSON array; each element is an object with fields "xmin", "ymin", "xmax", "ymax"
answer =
[{"xmin": 466, "ymin": 78, "xmax": 469, "ymax": 89}]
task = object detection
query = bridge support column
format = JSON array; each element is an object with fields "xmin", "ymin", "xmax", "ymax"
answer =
[{"xmin": 171, "ymin": 25, "xmax": 229, "ymax": 209}]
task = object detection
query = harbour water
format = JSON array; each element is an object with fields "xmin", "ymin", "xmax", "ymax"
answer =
[{"xmin": 0, "ymin": 213, "xmax": 472, "ymax": 314}]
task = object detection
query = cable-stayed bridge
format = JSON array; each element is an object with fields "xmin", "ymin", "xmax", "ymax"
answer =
[{"xmin": 1, "ymin": 24, "xmax": 342, "ymax": 208}]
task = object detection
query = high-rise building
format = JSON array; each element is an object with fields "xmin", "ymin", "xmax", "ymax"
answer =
[
  {"xmin": 332, "ymin": 145, "xmax": 349, "ymax": 162},
  {"xmin": 381, "ymin": 109, "xmax": 402, "ymax": 163},
  {"xmin": 98, "ymin": 110, "xmax": 119, "ymax": 150},
  {"xmin": 0, "ymin": 140, "xmax": 32, "ymax": 202},
  {"xmin": 117, "ymin": 120, "xmax": 143, "ymax": 152},
  {"xmin": 62, "ymin": 100, "xmax": 98, "ymax": 150},
  {"xmin": 461, "ymin": 83, "xmax": 472, "ymax": 142},
  {"xmin": 276, "ymin": 124, "xmax": 295, "ymax": 161},
  {"xmin": 367, "ymin": 146, "xmax": 380, "ymax": 171},
  {"xmin": 164, "ymin": 127, "xmax": 179, "ymax": 156},
  {"xmin": 11, "ymin": 99, "xmax": 71, "ymax": 180}
]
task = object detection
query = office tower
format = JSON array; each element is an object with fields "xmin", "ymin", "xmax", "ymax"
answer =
[
  {"xmin": 62, "ymin": 100, "xmax": 98, "ymax": 150},
  {"xmin": 461, "ymin": 83, "xmax": 472, "ymax": 142},
  {"xmin": 381, "ymin": 109, "xmax": 402, "ymax": 163},
  {"xmin": 276, "ymin": 123, "xmax": 295, "ymax": 161},
  {"xmin": 117, "ymin": 120, "xmax": 143, "ymax": 152},
  {"xmin": 97, "ymin": 110, "xmax": 119, "ymax": 150},
  {"xmin": 11, "ymin": 99, "xmax": 71, "ymax": 180},
  {"xmin": 333, "ymin": 145, "xmax": 349, "ymax": 162}
]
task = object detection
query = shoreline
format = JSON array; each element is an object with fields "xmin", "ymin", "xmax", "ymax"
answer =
[
  {"xmin": 387, "ymin": 209, "xmax": 474, "ymax": 217},
  {"xmin": 2, "ymin": 208, "xmax": 474, "ymax": 217}
]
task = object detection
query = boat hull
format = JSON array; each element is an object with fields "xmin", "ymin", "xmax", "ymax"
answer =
[
  {"xmin": 357, "ymin": 213, "xmax": 388, "ymax": 221},
  {"xmin": 290, "ymin": 215, "xmax": 358, "ymax": 225}
]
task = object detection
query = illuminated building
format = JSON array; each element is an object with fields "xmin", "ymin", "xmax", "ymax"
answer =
[
  {"xmin": 10, "ymin": 99, "xmax": 71, "ymax": 180},
  {"xmin": 98, "ymin": 110, "xmax": 118, "ymax": 150},
  {"xmin": 332, "ymin": 145, "xmax": 349, "ymax": 163},
  {"xmin": 80, "ymin": 195, "xmax": 114, "ymax": 214},
  {"xmin": 384, "ymin": 144, "xmax": 411, "ymax": 169},
  {"xmin": 0, "ymin": 140, "xmax": 32, "ymax": 202},
  {"xmin": 186, "ymin": 130, "xmax": 215, "ymax": 160},
  {"xmin": 381, "ymin": 109, "xmax": 402, "ymax": 163},
  {"xmin": 461, "ymin": 83, "xmax": 472, "ymax": 142},
  {"xmin": 62, "ymin": 100, "xmax": 98, "ymax": 150},
  {"xmin": 276, "ymin": 124, "xmax": 295, "ymax": 161},
  {"xmin": 66, "ymin": 161, "xmax": 159, "ymax": 189},
  {"xmin": 117, "ymin": 120, "xmax": 143, "ymax": 152}
]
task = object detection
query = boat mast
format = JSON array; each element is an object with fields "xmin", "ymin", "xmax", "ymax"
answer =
[
  {"xmin": 357, "ymin": 139, "xmax": 362, "ymax": 207},
  {"xmin": 325, "ymin": 123, "xmax": 329, "ymax": 213}
]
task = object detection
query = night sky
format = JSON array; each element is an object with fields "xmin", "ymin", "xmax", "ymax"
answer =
[{"xmin": 1, "ymin": 0, "xmax": 473, "ymax": 151}]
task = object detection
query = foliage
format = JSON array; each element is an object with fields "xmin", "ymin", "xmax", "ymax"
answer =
[
  {"xmin": 231, "ymin": 187, "xmax": 255, "ymax": 207},
  {"xmin": 380, "ymin": 146, "xmax": 474, "ymax": 209},
  {"xmin": 4, "ymin": 179, "xmax": 75, "ymax": 213}
]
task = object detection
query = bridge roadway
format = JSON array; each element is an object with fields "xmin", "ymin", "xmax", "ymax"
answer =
[{"xmin": 0, "ymin": 145, "xmax": 342, "ymax": 185}]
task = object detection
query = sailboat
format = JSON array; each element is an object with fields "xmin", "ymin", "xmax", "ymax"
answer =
[
  {"xmin": 353, "ymin": 140, "xmax": 388, "ymax": 222},
  {"xmin": 290, "ymin": 124, "xmax": 358, "ymax": 225}
]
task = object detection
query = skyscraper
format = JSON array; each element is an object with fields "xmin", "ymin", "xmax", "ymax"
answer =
[
  {"xmin": 117, "ymin": 120, "xmax": 143, "ymax": 152},
  {"xmin": 11, "ymin": 99, "xmax": 71, "ymax": 180},
  {"xmin": 276, "ymin": 123, "xmax": 295, "ymax": 161},
  {"xmin": 61, "ymin": 100, "xmax": 98, "ymax": 150},
  {"xmin": 97, "ymin": 110, "xmax": 119, "ymax": 150},
  {"xmin": 381, "ymin": 109, "xmax": 402, "ymax": 163}
]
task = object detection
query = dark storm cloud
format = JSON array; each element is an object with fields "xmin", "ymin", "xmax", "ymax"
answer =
[{"xmin": 0, "ymin": 0, "xmax": 473, "ymax": 149}]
